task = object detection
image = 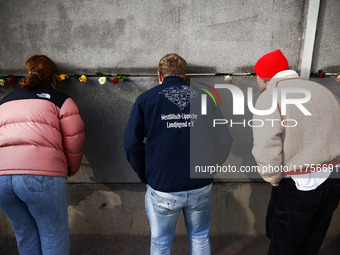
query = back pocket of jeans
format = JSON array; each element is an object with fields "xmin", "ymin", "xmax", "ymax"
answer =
[
  {"xmin": 150, "ymin": 190, "xmax": 176, "ymax": 216},
  {"xmin": 191, "ymin": 187, "xmax": 211, "ymax": 211},
  {"xmin": 22, "ymin": 175, "xmax": 55, "ymax": 192}
]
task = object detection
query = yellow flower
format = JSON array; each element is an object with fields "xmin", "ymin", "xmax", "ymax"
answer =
[
  {"xmin": 0, "ymin": 79, "xmax": 5, "ymax": 86},
  {"xmin": 79, "ymin": 75, "xmax": 87, "ymax": 83},
  {"xmin": 57, "ymin": 74, "xmax": 66, "ymax": 82}
]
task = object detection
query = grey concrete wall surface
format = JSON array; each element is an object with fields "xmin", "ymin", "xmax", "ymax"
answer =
[
  {"xmin": 0, "ymin": 0, "xmax": 339, "ymax": 252},
  {"xmin": 0, "ymin": 183, "xmax": 339, "ymax": 254},
  {"xmin": 0, "ymin": 76, "xmax": 261, "ymax": 183},
  {"xmin": 0, "ymin": 76, "xmax": 340, "ymax": 254},
  {"xmin": 311, "ymin": 0, "xmax": 340, "ymax": 73},
  {"xmin": 2, "ymin": 76, "xmax": 339, "ymax": 183},
  {"xmin": 0, "ymin": 0, "xmax": 339, "ymax": 75}
]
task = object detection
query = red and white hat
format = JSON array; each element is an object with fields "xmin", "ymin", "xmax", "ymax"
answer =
[{"xmin": 254, "ymin": 49, "xmax": 289, "ymax": 80}]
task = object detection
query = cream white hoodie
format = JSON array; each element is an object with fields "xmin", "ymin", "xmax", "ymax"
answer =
[{"xmin": 252, "ymin": 71, "xmax": 340, "ymax": 185}]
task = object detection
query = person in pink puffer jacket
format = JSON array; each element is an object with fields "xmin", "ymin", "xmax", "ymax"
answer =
[{"xmin": 0, "ymin": 55, "xmax": 85, "ymax": 255}]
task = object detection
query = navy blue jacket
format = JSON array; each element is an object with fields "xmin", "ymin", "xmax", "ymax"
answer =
[{"xmin": 124, "ymin": 76, "xmax": 232, "ymax": 192}]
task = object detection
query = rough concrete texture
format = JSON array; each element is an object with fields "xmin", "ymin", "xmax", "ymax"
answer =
[
  {"xmin": 1, "ymin": 183, "xmax": 340, "ymax": 254},
  {"xmin": 63, "ymin": 182, "xmax": 269, "ymax": 237},
  {"xmin": 311, "ymin": 0, "xmax": 340, "ymax": 73},
  {"xmin": 2, "ymin": 76, "xmax": 339, "ymax": 183},
  {"xmin": 2, "ymin": 235, "xmax": 340, "ymax": 255},
  {"xmin": 0, "ymin": 235, "xmax": 271, "ymax": 255},
  {"xmin": 0, "ymin": 0, "xmax": 339, "ymax": 253},
  {"xmin": 0, "ymin": 0, "xmax": 328, "ymax": 75},
  {"xmin": 0, "ymin": 75, "xmax": 340, "ymax": 254}
]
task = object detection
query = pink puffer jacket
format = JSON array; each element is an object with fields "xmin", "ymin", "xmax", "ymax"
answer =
[{"xmin": 0, "ymin": 83, "xmax": 85, "ymax": 177}]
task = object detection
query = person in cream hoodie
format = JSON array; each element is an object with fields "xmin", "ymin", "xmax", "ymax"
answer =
[{"xmin": 252, "ymin": 49, "xmax": 340, "ymax": 255}]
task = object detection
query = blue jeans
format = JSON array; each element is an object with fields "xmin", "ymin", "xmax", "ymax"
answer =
[
  {"xmin": 145, "ymin": 184, "xmax": 212, "ymax": 255},
  {"xmin": 0, "ymin": 175, "xmax": 70, "ymax": 255}
]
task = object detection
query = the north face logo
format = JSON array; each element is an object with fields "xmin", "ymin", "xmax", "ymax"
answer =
[
  {"xmin": 159, "ymin": 86, "xmax": 198, "ymax": 110},
  {"xmin": 36, "ymin": 93, "xmax": 51, "ymax": 99}
]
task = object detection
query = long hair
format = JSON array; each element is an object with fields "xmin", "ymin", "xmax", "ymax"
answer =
[{"xmin": 20, "ymin": 55, "xmax": 58, "ymax": 90}]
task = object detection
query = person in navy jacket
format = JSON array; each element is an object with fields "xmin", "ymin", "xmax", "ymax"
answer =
[{"xmin": 124, "ymin": 53, "xmax": 232, "ymax": 254}]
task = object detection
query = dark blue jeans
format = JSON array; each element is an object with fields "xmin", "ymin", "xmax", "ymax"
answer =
[
  {"xmin": 0, "ymin": 175, "xmax": 70, "ymax": 255},
  {"xmin": 266, "ymin": 176, "xmax": 340, "ymax": 255}
]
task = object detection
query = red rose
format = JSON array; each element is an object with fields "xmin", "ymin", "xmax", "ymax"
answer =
[
  {"xmin": 8, "ymin": 77, "xmax": 17, "ymax": 86},
  {"xmin": 113, "ymin": 77, "xmax": 119, "ymax": 84},
  {"xmin": 317, "ymin": 72, "xmax": 325, "ymax": 78}
]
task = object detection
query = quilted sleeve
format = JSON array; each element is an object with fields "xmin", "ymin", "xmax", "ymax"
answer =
[{"xmin": 59, "ymin": 98, "xmax": 85, "ymax": 176}]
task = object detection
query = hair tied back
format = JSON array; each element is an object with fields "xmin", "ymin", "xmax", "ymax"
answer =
[{"xmin": 28, "ymin": 72, "xmax": 40, "ymax": 76}]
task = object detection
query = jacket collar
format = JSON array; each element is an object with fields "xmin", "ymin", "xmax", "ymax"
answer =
[
  {"xmin": 273, "ymin": 70, "xmax": 299, "ymax": 79},
  {"xmin": 162, "ymin": 76, "xmax": 186, "ymax": 85},
  {"xmin": 267, "ymin": 70, "xmax": 300, "ymax": 89}
]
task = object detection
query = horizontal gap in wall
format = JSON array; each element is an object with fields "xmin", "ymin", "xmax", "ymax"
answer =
[
  {"xmin": 1, "ymin": 73, "xmax": 338, "ymax": 78},
  {"xmin": 66, "ymin": 181, "xmax": 266, "ymax": 185},
  {"xmin": 130, "ymin": 73, "xmax": 254, "ymax": 76},
  {"xmin": 0, "ymin": 73, "xmax": 255, "ymax": 78},
  {"xmin": 125, "ymin": 72, "xmax": 338, "ymax": 77}
]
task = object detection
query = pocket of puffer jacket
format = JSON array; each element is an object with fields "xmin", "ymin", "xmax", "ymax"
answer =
[{"xmin": 22, "ymin": 175, "xmax": 55, "ymax": 192}]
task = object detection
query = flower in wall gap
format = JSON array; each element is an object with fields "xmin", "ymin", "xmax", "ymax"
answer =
[
  {"xmin": 0, "ymin": 79, "xmax": 5, "ymax": 86},
  {"xmin": 223, "ymin": 75, "xmax": 232, "ymax": 84},
  {"xmin": 112, "ymin": 77, "xmax": 119, "ymax": 84},
  {"xmin": 116, "ymin": 74, "xmax": 127, "ymax": 82},
  {"xmin": 317, "ymin": 70, "xmax": 325, "ymax": 78},
  {"xmin": 8, "ymin": 76, "xmax": 17, "ymax": 86},
  {"xmin": 98, "ymin": 76, "xmax": 107, "ymax": 85},
  {"xmin": 310, "ymin": 69, "xmax": 327, "ymax": 78},
  {"xmin": 57, "ymin": 74, "xmax": 68, "ymax": 82},
  {"xmin": 79, "ymin": 75, "xmax": 87, "ymax": 83}
]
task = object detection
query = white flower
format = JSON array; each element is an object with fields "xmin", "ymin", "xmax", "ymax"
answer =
[
  {"xmin": 223, "ymin": 75, "xmax": 232, "ymax": 84},
  {"xmin": 0, "ymin": 79, "xmax": 5, "ymax": 86},
  {"xmin": 98, "ymin": 76, "xmax": 107, "ymax": 85}
]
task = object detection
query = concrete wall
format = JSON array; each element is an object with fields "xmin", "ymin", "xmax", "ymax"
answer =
[
  {"xmin": 2, "ymin": 76, "xmax": 338, "ymax": 184},
  {"xmin": 1, "ymin": 183, "xmax": 340, "ymax": 254},
  {"xmin": 0, "ymin": 0, "xmax": 339, "ymax": 75},
  {"xmin": 0, "ymin": 0, "xmax": 340, "ymax": 253},
  {"xmin": 312, "ymin": 0, "xmax": 340, "ymax": 73},
  {"xmin": 1, "ymin": 76, "xmax": 340, "ymax": 254}
]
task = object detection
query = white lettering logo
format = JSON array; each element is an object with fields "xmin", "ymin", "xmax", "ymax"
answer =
[
  {"xmin": 36, "ymin": 93, "xmax": 51, "ymax": 99},
  {"xmin": 201, "ymin": 84, "xmax": 311, "ymax": 116}
]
